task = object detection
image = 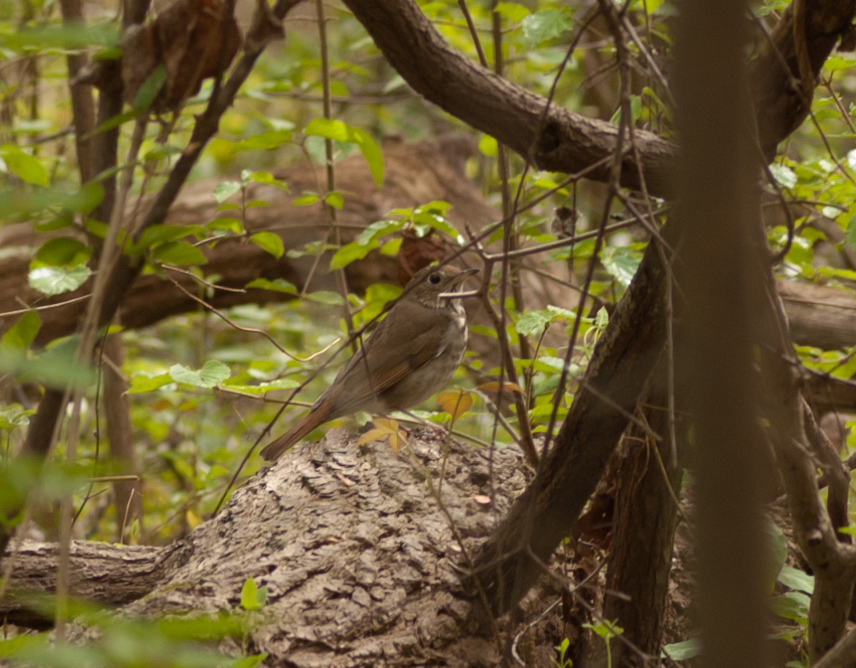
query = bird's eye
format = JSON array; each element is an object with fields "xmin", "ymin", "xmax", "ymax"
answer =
[{"xmin": 429, "ymin": 273, "xmax": 441, "ymax": 284}]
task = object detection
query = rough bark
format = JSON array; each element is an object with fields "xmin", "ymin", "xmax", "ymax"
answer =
[
  {"xmin": 0, "ymin": 540, "xmax": 180, "ymax": 627},
  {"xmin": 593, "ymin": 385, "xmax": 683, "ymax": 668},
  {"xmin": 471, "ymin": 225, "xmax": 670, "ymax": 615},
  {"xmin": 3, "ymin": 430, "xmax": 537, "ymax": 667},
  {"xmin": 466, "ymin": 0, "xmax": 856, "ymax": 618}
]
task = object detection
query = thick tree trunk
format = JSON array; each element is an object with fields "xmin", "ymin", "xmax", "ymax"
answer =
[{"xmin": 3, "ymin": 430, "xmax": 541, "ymax": 667}]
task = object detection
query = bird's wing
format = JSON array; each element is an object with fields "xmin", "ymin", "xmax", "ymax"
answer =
[{"xmin": 325, "ymin": 300, "xmax": 451, "ymax": 416}]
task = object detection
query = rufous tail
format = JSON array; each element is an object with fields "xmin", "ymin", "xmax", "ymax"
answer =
[{"xmin": 260, "ymin": 408, "xmax": 328, "ymax": 461}]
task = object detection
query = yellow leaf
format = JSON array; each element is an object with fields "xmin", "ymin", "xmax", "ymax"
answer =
[
  {"xmin": 356, "ymin": 428, "xmax": 388, "ymax": 446},
  {"xmin": 372, "ymin": 417, "xmax": 400, "ymax": 433},
  {"xmin": 438, "ymin": 390, "xmax": 473, "ymax": 421},
  {"xmin": 185, "ymin": 508, "xmax": 202, "ymax": 529},
  {"xmin": 356, "ymin": 417, "xmax": 407, "ymax": 450}
]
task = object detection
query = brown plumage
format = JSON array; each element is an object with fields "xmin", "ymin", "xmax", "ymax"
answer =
[{"xmin": 260, "ymin": 264, "xmax": 478, "ymax": 461}]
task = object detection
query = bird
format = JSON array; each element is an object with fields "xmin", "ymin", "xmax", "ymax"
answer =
[{"xmin": 260, "ymin": 264, "xmax": 479, "ymax": 461}]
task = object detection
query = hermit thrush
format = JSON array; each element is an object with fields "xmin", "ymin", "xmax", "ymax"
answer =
[{"xmin": 260, "ymin": 264, "xmax": 479, "ymax": 461}]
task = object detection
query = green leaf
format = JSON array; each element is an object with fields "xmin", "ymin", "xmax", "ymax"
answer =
[
  {"xmin": 248, "ymin": 171, "xmax": 289, "ymax": 191},
  {"xmin": 772, "ymin": 591, "xmax": 811, "ymax": 623},
  {"xmin": 221, "ymin": 378, "xmax": 300, "ymax": 394},
  {"xmin": 777, "ymin": 566, "xmax": 815, "ymax": 595},
  {"xmin": 479, "ymin": 135, "xmax": 498, "ymax": 157},
  {"xmin": 0, "ymin": 23, "xmax": 120, "ymax": 49},
  {"xmin": 250, "ymin": 232, "xmax": 284, "ymax": 259},
  {"xmin": 246, "ymin": 278, "xmax": 297, "ymax": 294},
  {"xmin": 769, "ymin": 163, "xmax": 797, "ymax": 189},
  {"xmin": 293, "ymin": 193, "xmax": 319, "ymax": 206},
  {"xmin": 330, "ymin": 239, "xmax": 379, "ymax": 269},
  {"xmin": 152, "ymin": 241, "xmax": 207, "ymax": 266},
  {"xmin": 133, "ymin": 64, "xmax": 167, "ymax": 110},
  {"xmin": 304, "ymin": 118, "xmax": 384, "ymax": 186},
  {"xmin": 495, "ymin": 2, "xmax": 530, "ymax": 22},
  {"xmin": 663, "ymin": 638, "xmax": 702, "ymax": 661},
  {"xmin": 0, "ymin": 340, "xmax": 95, "ymax": 389},
  {"xmin": 240, "ymin": 577, "xmax": 268, "ymax": 611},
  {"xmin": 305, "ymin": 290, "xmax": 345, "ymax": 306},
  {"xmin": 521, "ymin": 8, "xmax": 573, "ymax": 46},
  {"xmin": 1, "ymin": 312, "xmax": 41, "ymax": 351},
  {"xmin": 241, "ymin": 577, "xmax": 259, "ymax": 609},
  {"xmin": 0, "ymin": 144, "xmax": 49, "ymax": 186},
  {"xmin": 325, "ymin": 192, "xmax": 344, "ymax": 209},
  {"xmin": 28, "ymin": 265, "xmax": 91, "ymax": 296},
  {"xmin": 34, "ymin": 238, "xmax": 89, "ymax": 267},
  {"xmin": 600, "ymin": 246, "xmax": 641, "ymax": 289},
  {"xmin": 357, "ymin": 219, "xmax": 404, "ymax": 245},
  {"xmin": 169, "ymin": 360, "xmax": 230, "ymax": 388},
  {"xmin": 234, "ymin": 130, "xmax": 293, "ymax": 151},
  {"xmin": 213, "ymin": 181, "xmax": 242, "ymax": 204},
  {"xmin": 135, "ymin": 224, "xmax": 204, "ymax": 252},
  {"xmin": 233, "ymin": 653, "xmax": 269, "ymax": 668},
  {"xmin": 845, "ymin": 214, "xmax": 856, "ymax": 251},
  {"xmin": 127, "ymin": 373, "xmax": 173, "ymax": 394},
  {"xmin": 766, "ymin": 519, "xmax": 788, "ymax": 582},
  {"xmin": 207, "ymin": 217, "xmax": 244, "ymax": 234},
  {"xmin": 0, "ymin": 404, "xmax": 32, "ymax": 430},
  {"xmin": 643, "ymin": 0, "xmax": 666, "ymax": 13},
  {"xmin": 516, "ymin": 310, "xmax": 555, "ymax": 337}
]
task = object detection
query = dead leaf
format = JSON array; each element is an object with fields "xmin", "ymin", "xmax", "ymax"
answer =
[
  {"xmin": 122, "ymin": 0, "xmax": 242, "ymax": 112},
  {"xmin": 356, "ymin": 417, "xmax": 407, "ymax": 452},
  {"xmin": 478, "ymin": 380, "xmax": 524, "ymax": 395},
  {"xmin": 438, "ymin": 389, "xmax": 473, "ymax": 421}
]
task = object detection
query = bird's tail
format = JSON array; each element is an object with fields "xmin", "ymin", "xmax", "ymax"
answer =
[{"xmin": 260, "ymin": 409, "xmax": 327, "ymax": 461}]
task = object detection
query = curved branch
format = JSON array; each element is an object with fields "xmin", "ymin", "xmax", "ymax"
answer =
[{"xmin": 341, "ymin": 0, "xmax": 677, "ymax": 197}]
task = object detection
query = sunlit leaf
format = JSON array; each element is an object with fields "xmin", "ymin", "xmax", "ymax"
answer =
[
  {"xmin": 169, "ymin": 360, "xmax": 230, "ymax": 388},
  {"xmin": 325, "ymin": 192, "xmax": 344, "ymax": 209},
  {"xmin": 777, "ymin": 566, "xmax": 814, "ymax": 595},
  {"xmin": 250, "ymin": 232, "xmax": 284, "ymax": 259},
  {"xmin": 516, "ymin": 310, "xmax": 554, "ymax": 337},
  {"xmin": 248, "ymin": 171, "xmax": 289, "ymax": 191},
  {"xmin": 495, "ymin": 2, "xmax": 530, "ymax": 22},
  {"xmin": 304, "ymin": 118, "xmax": 384, "ymax": 186},
  {"xmin": 330, "ymin": 239, "xmax": 378, "ymax": 269},
  {"xmin": 1, "ymin": 311, "xmax": 40, "ymax": 351},
  {"xmin": 600, "ymin": 246, "xmax": 641, "ymax": 289},
  {"xmin": 240, "ymin": 577, "xmax": 268, "ymax": 611},
  {"xmin": 0, "ymin": 144, "xmax": 49, "ymax": 186},
  {"xmin": 127, "ymin": 373, "xmax": 173, "ymax": 394},
  {"xmin": 769, "ymin": 163, "xmax": 797, "ymax": 189},
  {"xmin": 663, "ymin": 638, "xmax": 702, "ymax": 661},
  {"xmin": 479, "ymin": 135, "xmax": 498, "ymax": 157},
  {"xmin": 213, "ymin": 181, "xmax": 242, "ymax": 203},
  {"xmin": 521, "ymin": 8, "xmax": 573, "ymax": 46},
  {"xmin": 245, "ymin": 278, "xmax": 297, "ymax": 294},
  {"xmin": 235, "ymin": 130, "xmax": 293, "ymax": 151},
  {"xmin": 28, "ymin": 265, "xmax": 91, "ymax": 296}
]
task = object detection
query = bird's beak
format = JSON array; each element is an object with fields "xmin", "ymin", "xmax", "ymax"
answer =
[
  {"xmin": 439, "ymin": 267, "xmax": 479, "ymax": 299},
  {"xmin": 453, "ymin": 267, "xmax": 480, "ymax": 284}
]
